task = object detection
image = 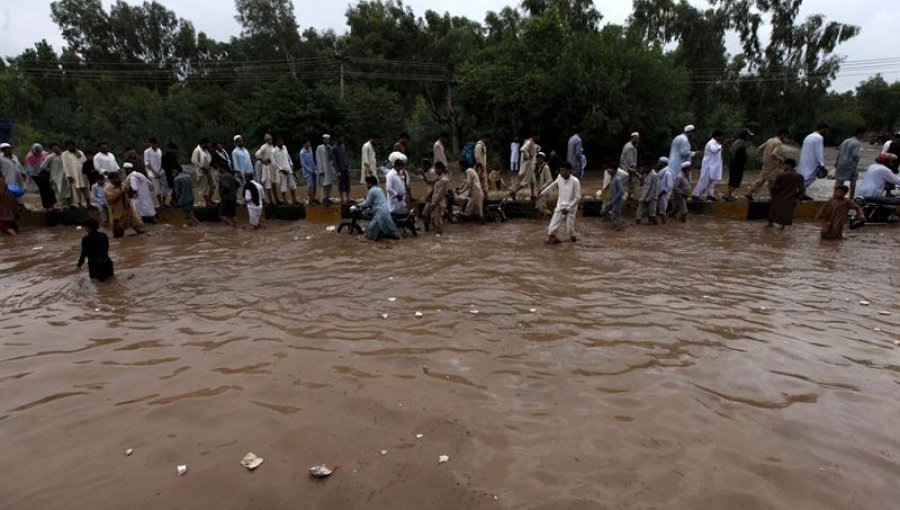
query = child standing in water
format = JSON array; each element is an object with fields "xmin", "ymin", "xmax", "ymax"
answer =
[
  {"xmin": 815, "ymin": 185, "xmax": 865, "ymax": 240},
  {"xmin": 77, "ymin": 219, "xmax": 114, "ymax": 281}
]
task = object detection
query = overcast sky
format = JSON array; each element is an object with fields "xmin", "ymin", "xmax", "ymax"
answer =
[{"xmin": 1, "ymin": 0, "xmax": 898, "ymax": 91}]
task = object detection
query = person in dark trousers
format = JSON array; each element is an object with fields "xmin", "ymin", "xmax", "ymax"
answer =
[
  {"xmin": 77, "ymin": 218, "xmax": 114, "ymax": 281},
  {"xmin": 161, "ymin": 143, "xmax": 180, "ymax": 207},
  {"xmin": 217, "ymin": 163, "xmax": 238, "ymax": 228},
  {"xmin": 725, "ymin": 129, "xmax": 752, "ymax": 200}
]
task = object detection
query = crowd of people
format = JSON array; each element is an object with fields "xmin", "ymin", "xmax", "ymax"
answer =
[{"xmin": 2, "ymin": 122, "xmax": 900, "ymax": 251}]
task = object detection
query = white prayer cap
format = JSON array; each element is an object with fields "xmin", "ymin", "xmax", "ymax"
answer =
[
  {"xmin": 387, "ymin": 151, "xmax": 407, "ymax": 165},
  {"xmin": 233, "ymin": 135, "xmax": 242, "ymax": 141},
  {"xmin": 630, "ymin": 132, "xmax": 640, "ymax": 138},
  {"xmin": 681, "ymin": 161, "xmax": 691, "ymax": 169},
  {"xmin": 0, "ymin": 143, "xmax": 10, "ymax": 149},
  {"xmin": 537, "ymin": 152, "xmax": 546, "ymax": 158},
  {"xmin": 658, "ymin": 156, "xmax": 669, "ymax": 164},
  {"xmin": 322, "ymin": 133, "xmax": 331, "ymax": 139},
  {"xmin": 684, "ymin": 125, "xmax": 695, "ymax": 133},
  {"xmin": 123, "ymin": 162, "xmax": 134, "ymax": 169}
]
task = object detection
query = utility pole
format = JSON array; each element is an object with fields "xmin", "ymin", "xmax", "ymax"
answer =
[
  {"xmin": 340, "ymin": 56, "xmax": 345, "ymax": 100},
  {"xmin": 446, "ymin": 63, "xmax": 458, "ymax": 152}
]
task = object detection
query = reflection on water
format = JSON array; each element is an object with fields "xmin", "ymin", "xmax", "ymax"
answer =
[{"xmin": 1, "ymin": 217, "xmax": 899, "ymax": 509}]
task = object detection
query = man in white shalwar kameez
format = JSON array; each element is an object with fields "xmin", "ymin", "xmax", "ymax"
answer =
[
  {"xmin": 272, "ymin": 136, "xmax": 298, "ymax": 204},
  {"xmin": 799, "ymin": 124, "xmax": 829, "ymax": 192},
  {"xmin": 316, "ymin": 134, "xmax": 336, "ymax": 204},
  {"xmin": 541, "ymin": 161, "xmax": 581, "ymax": 243},
  {"xmin": 44, "ymin": 144, "xmax": 73, "ymax": 209},
  {"xmin": 93, "ymin": 142, "xmax": 120, "ymax": 178},
  {"xmin": 361, "ymin": 136, "xmax": 379, "ymax": 184},
  {"xmin": 667, "ymin": 125, "xmax": 696, "ymax": 179},
  {"xmin": 655, "ymin": 157, "xmax": 673, "ymax": 222},
  {"xmin": 143, "ymin": 138, "xmax": 165, "ymax": 207},
  {"xmin": 125, "ymin": 162, "xmax": 156, "ymax": 222},
  {"xmin": 385, "ymin": 156, "xmax": 408, "ymax": 213},
  {"xmin": 62, "ymin": 140, "xmax": 89, "ymax": 207},
  {"xmin": 243, "ymin": 177, "xmax": 265, "ymax": 229},
  {"xmin": 691, "ymin": 130, "xmax": 725, "ymax": 201},
  {"xmin": 191, "ymin": 139, "xmax": 215, "ymax": 206},
  {"xmin": 255, "ymin": 134, "xmax": 279, "ymax": 205}
]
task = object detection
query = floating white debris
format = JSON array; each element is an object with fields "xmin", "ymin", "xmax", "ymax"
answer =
[
  {"xmin": 529, "ymin": 308, "xmax": 537, "ymax": 313},
  {"xmin": 94, "ymin": 308, "xmax": 101, "ymax": 312},
  {"xmin": 325, "ymin": 225, "xmax": 336, "ymax": 232},
  {"xmin": 415, "ymin": 311, "xmax": 423, "ymax": 318},
  {"xmin": 177, "ymin": 465, "xmax": 188, "ymax": 476},
  {"xmin": 32, "ymin": 246, "xmax": 43, "ymax": 251},
  {"xmin": 305, "ymin": 236, "xmax": 312, "ymax": 240},
  {"xmin": 308, "ymin": 464, "xmax": 334, "ymax": 477},
  {"xmin": 702, "ymin": 295, "xmax": 711, "ymax": 299},
  {"xmin": 894, "ymin": 341, "xmax": 900, "ymax": 346},
  {"xmin": 469, "ymin": 310, "xmax": 479, "ymax": 314},
  {"xmin": 380, "ymin": 450, "xmax": 388, "ymax": 456},
  {"xmin": 416, "ymin": 434, "xmax": 423, "ymax": 439},
  {"xmin": 388, "ymin": 297, "xmax": 397, "ymax": 302},
  {"xmin": 388, "ymin": 277, "xmax": 394, "ymax": 280},
  {"xmin": 294, "ymin": 236, "xmax": 299, "ymax": 240},
  {"xmin": 877, "ymin": 311, "xmax": 891, "ymax": 316},
  {"xmin": 125, "ymin": 448, "xmax": 134, "ymax": 456},
  {"xmin": 859, "ymin": 300, "xmax": 870, "ymax": 306},
  {"xmin": 874, "ymin": 328, "xmax": 882, "ymax": 332},
  {"xmin": 241, "ymin": 452, "xmax": 264, "ymax": 471},
  {"xmin": 76, "ymin": 226, "xmax": 83, "ymax": 230},
  {"xmin": 381, "ymin": 313, "xmax": 389, "ymax": 319},
  {"xmin": 438, "ymin": 455, "xmax": 450, "ymax": 464}
]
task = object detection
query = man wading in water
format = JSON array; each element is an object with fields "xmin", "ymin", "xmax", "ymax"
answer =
[{"xmin": 77, "ymin": 218, "xmax": 114, "ymax": 282}]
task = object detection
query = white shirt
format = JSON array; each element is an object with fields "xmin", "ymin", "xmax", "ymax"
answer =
[
  {"xmin": 272, "ymin": 145, "xmax": 293, "ymax": 172},
  {"xmin": 799, "ymin": 131, "xmax": 825, "ymax": 179},
  {"xmin": 143, "ymin": 147, "xmax": 162, "ymax": 179},
  {"xmin": 856, "ymin": 163, "xmax": 900, "ymax": 198},
  {"xmin": 701, "ymin": 138, "xmax": 724, "ymax": 180},
  {"xmin": 361, "ymin": 141, "xmax": 377, "ymax": 182},
  {"xmin": 126, "ymin": 171, "xmax": 156, "ymax": 217},
  {"xmin": 657, "ymin": 167, "xmax": 674, "ymax": 194},
  {"xmin": 191, "ymin": 145, "xmax": 211, "ymax": 169},
  {"xmin": 510, "ymin": 142, "xmax": 520, "ymax": 163},
  {"xmin": 540, "ymin": 174, "xmax": 581, "ymax": 212},
  {"xmin": 244, "ymin": 181, "xmax": 265, "ymax": 207},
  {"xmin": 433, "ymin": 140, "xmax": 447, "ymax": 167},
  {"xmin": 603, "ymin": 168, "xmax": 629, "ymax": 193},
  {"xmin": 93, "ymin": 151, "xmax": 119, "ymax": 176},
  {"xmin": 385, "ymin": 168, "xmax": 405, "ymax": 212}
]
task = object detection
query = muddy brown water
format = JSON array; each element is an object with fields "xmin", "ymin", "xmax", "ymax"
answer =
[{"xmin": 1, "ymin": 215, "xmax": 899, "ymax": 510}]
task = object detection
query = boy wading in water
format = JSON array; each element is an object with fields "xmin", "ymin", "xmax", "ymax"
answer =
[
  {"xmin": 541, "ymin": 161, "xmax": 581, "ymax": 243},
  {"xmin": 77, "ymin": 218, "xmax": 114, "ymax": 282},
  {"xmin": 815, "ymin": 185, "xmax": 865, "ymax": 240}
]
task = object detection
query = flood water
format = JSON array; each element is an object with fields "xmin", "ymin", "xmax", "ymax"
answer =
[{"xmin": 2, "ymin": 216, "xmax": 899, "ymax": 509}]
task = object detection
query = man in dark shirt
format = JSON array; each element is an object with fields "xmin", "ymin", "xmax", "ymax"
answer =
[
  {"xmin": 160, "ymin": 143, "xmax": 181, "ymax": 207},
  {"xmin": 217, "ymin": 163, "xmax": 239, "ymax": 228},
  {"xmin": 725, "ymin": 129, "xmax": 751, "ymax": 201},
  {"xmin": 173, "ymin": 166, "xmax": 198, "ymax": 227},
  {"xmin": 77, "ymin": 218, "xmax": 114, "ymax": 281},
  {"xmin": 334, "ymin": 134, "xmax": 351, "ymax": 203}
]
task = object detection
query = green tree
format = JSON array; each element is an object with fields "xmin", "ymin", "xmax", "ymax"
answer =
[{"xmin": 856, "ymin": 76, "xmax": 900, "ymax": 134}]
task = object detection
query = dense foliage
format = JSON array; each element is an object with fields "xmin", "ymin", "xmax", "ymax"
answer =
[{"xmin": 0, "ymin": 0, "xmax": 891, "ymax": 167}]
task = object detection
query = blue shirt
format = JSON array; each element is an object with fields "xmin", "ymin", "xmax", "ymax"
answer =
[
  {"xmin": 232, "ymin": 147, "xmax": 253, "ymax": 175},
  {"xmin": 91, "ymin": 183, "xmax": 107, "ymax": 206},
  {"xmin": 299, "ymin": 147, "xmax": 317, "ymax": 175},
  {"xmin": 174, "ymin": 172, "xmax": 194, "ymax": 206},
  {"xmin": 667, "ymin": 134, "xmax": 693, "ymax": 178}
]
